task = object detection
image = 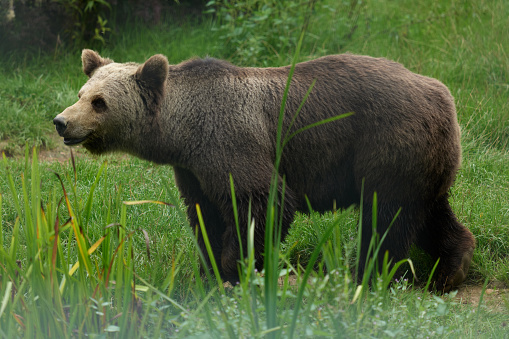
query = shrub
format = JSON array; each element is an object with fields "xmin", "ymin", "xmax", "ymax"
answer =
[
  {"xmin": 205, "ymin": 0, "xmax": 315, "ymax": 66},
  {"xmin": 0, "ymin": 0, "xmax": 111, "ymax": 54},
  {"xmin": 0, "ymin": 0, "xmax": 209, "ymax": 55},
  {"xmin": 1, "ymin": 1, "xmax": 65, "ymax": 53},
  {"xmin": 55, "ymin": 0, "xmax": 112, "ymax": 46}
]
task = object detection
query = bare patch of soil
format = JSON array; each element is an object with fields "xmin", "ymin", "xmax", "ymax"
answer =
[
  {"xmin": 37, "ymin": 144, "xmax": 75, "ymax": 163},
  {"xmin": 37, "ymin": 134, "xmax": 90, "ymax": 163},
  {"xmin": 454, "ymin": 284, "xmax": 509, "ymax": 312},
  {"xmin": 0, "ymin": 134, "xmax": 93, "ymax": 163}
]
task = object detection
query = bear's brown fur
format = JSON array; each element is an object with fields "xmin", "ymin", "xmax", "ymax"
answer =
[{"xmin": 54, "ymin": 50, "xmax": 475, "ymax": 291}]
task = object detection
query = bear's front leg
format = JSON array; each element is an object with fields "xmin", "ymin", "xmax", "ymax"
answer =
[
  {"xmin": 173, "ymin": 167, "xmax": 227, "ymax": 278},
  {"xmin": 219, "ymin": 182, "xmax": 297, "ymax": 284}
]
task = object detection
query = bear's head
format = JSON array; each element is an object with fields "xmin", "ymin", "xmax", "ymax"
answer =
[{"xmin": 53, "ymin": 49, "xmax": 169, "ymax": 154}]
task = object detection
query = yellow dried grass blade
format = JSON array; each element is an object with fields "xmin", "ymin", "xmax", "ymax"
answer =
[
  {"xmin": 135, "ymin": 285, "xmax": 149, "ymax": 292},
  {"xmin": 60, "ymin": 186, "xmax": 93, "ymax": 277},
  {"xmin": 68, "ymin": 236, "xmax": 106, "ymax": 276},
  {"xmin": 123, "ymin": 200, "xmax": 174, "ymax": 206},
  {"xmin": 351, "ymin": 285, "xmax": 363, "ymax": 304},
  {"xmin": 0, "ymin": 282, "xmax": 12, "ymax": 319},
  {"xmin": 54, "ymin": 171, "xmax": 93, "ymax": 276}
]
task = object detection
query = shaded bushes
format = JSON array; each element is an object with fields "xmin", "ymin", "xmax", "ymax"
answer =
[
  {"xmin": 0, "ymin": 0, "xmax": 207, "ymax": 55},
  {"xmin": 0, "ymin": 0, "xmax": 111, "ymax": 54}
]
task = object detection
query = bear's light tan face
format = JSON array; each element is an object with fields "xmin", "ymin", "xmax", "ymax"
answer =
[
  {"xmin": 54, "ymin": 63, "xmax": 139, "ymax": 154},
  {"xmin": 54, "ymin": 50, "xmax": 169, "ymax": 155},
  {"xmin": 53, "ymin": 49, "xmax": 169, "ymax": 154}
]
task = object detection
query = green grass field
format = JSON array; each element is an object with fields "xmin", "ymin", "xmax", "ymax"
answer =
[{"xmin": 0, "ymin": 0, "xmax": 508, "ymax": 337}]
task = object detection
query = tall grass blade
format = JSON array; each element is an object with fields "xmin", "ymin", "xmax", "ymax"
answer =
[
  {"xmin": 424, "ymin": 259, "xmax": 440, "ymax": 292},
  {"xmin": 0, "ymin": 194, "xmax": 2, "ymax": 249},
  {"xmin": 0, "ymin": 282, "xmax": 12, "ymax": 319},
  {"xmin": 30, "ymin": 147, "xmax": 43, "ymax": 248},
  {"xmin": 196, "ymin": 204, "xmax": 224, "ymax": 292},
  {"xmin": 83, "ymin": 160, "xmax": 107, "ymax": 227},
  {"xmin": 263, "ymin": 14, "xmax": 310, "ymax": 339},
  {"xmin": 284, "ymin": 112, "xmax": 354, "ymax": 147},
  {"xmin": 21, "ymin": 163, "xmax": 35, "ymax": 260},
  {"xmin": 123, "ymin": 200, "xmax": 174, "ymax": 206},
  {"xmin": 355, "ymin": 179, "xmax": 365, "ymax": 281},
  {"xmin": 54, "ymin": 172, "xmax": 94, "ymax": 278},
  {"xmin": 2, "ymin": 153, "xmax": 22, "ymax": 219},
  {"xmin": 351, "ymin": 285, "xmax": 363, "ymax": 304},
  {"xmin": 50, "ymin": 213, "xmax": 59, "ymax": 287},
  {"xmin": 229, "ymin": 174, "xmax": 244, "ymax": 265},
  {"xmin": 8, "ymin": 217, "xmax": 20, "ymax": 266},
  {"xmin": 115, "ymin": 203, "xmax": 127, "ymax": 303},
  {"xmin": 281, "ymin": 78, "xmax": 317, "ymax": 144}
]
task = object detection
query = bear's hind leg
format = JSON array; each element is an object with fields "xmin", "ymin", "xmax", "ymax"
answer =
[
  {"xmin": 358, "ymin": 201, "xmax": 422, "ymax": 283},
  {"xmin": 416, "ymin": 195, "xmax": 475, "ymax": 292}
]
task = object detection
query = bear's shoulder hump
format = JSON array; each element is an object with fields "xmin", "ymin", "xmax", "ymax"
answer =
[{"xmin": 176, "ymin": 57, "xmax": 237, "ymax": 73}]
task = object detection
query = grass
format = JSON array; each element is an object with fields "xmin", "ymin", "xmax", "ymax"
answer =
[
  {"xmin": 0, "ymin": 0, "xmax": 508, "ymax": 337},
  {"xmin": 2, "ymin": 150, "xmax": 507, "ymax": 337}
]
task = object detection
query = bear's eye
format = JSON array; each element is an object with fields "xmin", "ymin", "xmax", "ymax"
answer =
[{"xmin": 92, "ymin": 98, "xmax": 107, "ymax": 112}]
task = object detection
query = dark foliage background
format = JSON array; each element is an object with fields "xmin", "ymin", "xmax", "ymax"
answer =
[{"xmin": 0, "ymin": 0, "xmax": 206, "ymax": 55}]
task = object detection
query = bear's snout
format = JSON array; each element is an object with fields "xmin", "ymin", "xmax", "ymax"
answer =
[{"xmin": 53, "ymin": 116, "xmax": 67, "ymax": 136}]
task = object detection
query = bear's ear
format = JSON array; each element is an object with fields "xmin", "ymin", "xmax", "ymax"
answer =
[
  {"xmin": 82, "ymin": 49, "xmax": 113, "ymax": 78},
  {"xmin": 135, "ymin": 54, "xmax": 169, "ymax": 97}
]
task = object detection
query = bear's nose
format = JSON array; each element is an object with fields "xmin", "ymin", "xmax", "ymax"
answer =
[{"xmin": 53, "ymin": 116, "xmax": 67, "ymax": 136}]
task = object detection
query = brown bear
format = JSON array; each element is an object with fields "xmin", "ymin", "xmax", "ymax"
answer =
[{"xmin": 54, "ymin": 49, "xmax": 475, "ymax": 291}]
